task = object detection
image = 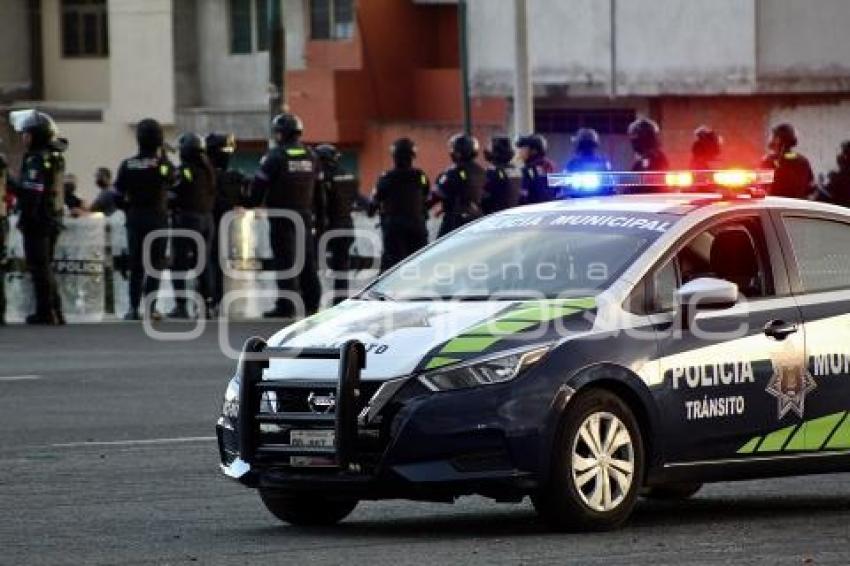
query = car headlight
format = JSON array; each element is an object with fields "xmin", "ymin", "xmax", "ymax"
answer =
[
  {"xmin": 418, "ymin": 344, "xmax": 552, "ymax": 391},
  {"xmin": 222, "ymin": 376, "xmax": 240, "ymax": 419}
]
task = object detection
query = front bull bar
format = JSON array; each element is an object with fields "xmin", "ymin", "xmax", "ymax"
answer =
[{"xmin": 237, "ymin": 337, "xmax": 367, "ymax": 470}]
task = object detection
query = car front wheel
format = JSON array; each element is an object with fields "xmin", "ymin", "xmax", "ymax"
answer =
[
  {"xmin": 534, "ymin": 388, "xmax": 644, "ymax": 531},
  {"xmin": 259, "ymin": 490, "xmax": 358, "ymax": 526}
]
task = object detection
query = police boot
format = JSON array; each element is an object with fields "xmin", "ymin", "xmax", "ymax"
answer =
[
  {"xmin": 263, "ymin": 306, "xmax": 294, "ymax": 319},
  {"xmin": 25, "ymin": 312, "xmax": 57, "ymax": 325},
  {"xmin": 167, "ymin": 300, "xmax": 191, "ymax": 319},
  {"xmin": 53, "ymin": 309, "xmax": 66, "ymax": 326},
  {"xmin": 124, "ymin": 309, "xmax": 141, "ymax": 321}
]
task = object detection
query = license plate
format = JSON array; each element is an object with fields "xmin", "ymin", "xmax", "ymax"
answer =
[{"xmin": 289, "ymin": 429, "xmax": 336, "ymax": 467}]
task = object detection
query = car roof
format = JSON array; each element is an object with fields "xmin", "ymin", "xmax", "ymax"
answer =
[{"xmin": 502, "ymin": 194, "xmax": 850, "ymax": 218}]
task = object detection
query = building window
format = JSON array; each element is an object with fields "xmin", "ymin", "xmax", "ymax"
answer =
[
  {"xmin": 310, "ymin": 0, "xmax": 354, "ymax": 41},
  {"xmin": 61, "ymin": 0, "xmax": 109, "ymax": 58},
  {"xmin": 229, "ymin": 0, "xmax": 270, "ymax": 54}
]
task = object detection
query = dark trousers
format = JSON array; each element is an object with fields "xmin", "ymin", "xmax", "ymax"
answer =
[
  {"xmin": 22, "ymin": 228, "xmax": 61, "ymax": 319},
  {"xmin": 325, "ymin": 223, "xmax": 353, "ymax": 304},
  {"xmin": 380, "ymin": 216, "xmax": 428, "ymax": 272},
  {"xmin": 269, "ymin": 211, "xmax": 320, "ymax": 315},
  {"xmin": 210, "ymin": 210, "xmax": 228, "ymax": 308},
  {"xmin": 0, "ymin": 217, "xmax": 7, "ymax": 322},
  {"xmin": 126, "ymin": 209, "xmax": 167, "ymax": 313},
  {"xmin": 171, "ymin": 212, "xmax": 215, "ymax": 310}
]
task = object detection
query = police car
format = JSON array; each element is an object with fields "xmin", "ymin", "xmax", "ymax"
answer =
[{"xmin": 217, "ymin": 169, "xmax": 850, "ymax": 531}]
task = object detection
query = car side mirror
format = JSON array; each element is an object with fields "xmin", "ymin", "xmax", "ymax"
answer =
[{"xmin": 676, "ymin": 277, "xmax": 739, "ymax": 329}]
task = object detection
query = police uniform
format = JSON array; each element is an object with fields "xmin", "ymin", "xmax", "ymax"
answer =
[
  {"xmin": 436, "ymin": 161, "xmax": 486, "ymax": 237},
  {"xmin": 315, "ymin": 162, "xmax": 357, "ymax": 304},
  {"xmin": 520, "ymin": 156, "xmax": 557, "ymax": 204},
  {"xmin": 760, "ymin": 151, "xmax": 814, "ymax": 200},
  {"xmin": 252, "ymin": 143, "xmax": 321, "ymax": 316},
  {"xmin": 625, "ymin": 149, "xmax": 670, "ymax": 195},
  {"xmin": 0, "ymin": 155, "xmax": 8, "ymax": 324},
  {"xmin": 482, "ymin": 162, "xmax": 522, "ymax": 215},
  {"xmin": 374, "ymin": 167, "xmax": 430, "ymax": 271},
  {"xmin": 170, "ymin": 158, "xmax": 217, "ymax": 316},
  {"xmin": 115, "ymin": 152, "xmax": 174, "ymax": 317},
  {"xmin": 210, "ymin": 165, "xmax": 246, "ymax": 311}
]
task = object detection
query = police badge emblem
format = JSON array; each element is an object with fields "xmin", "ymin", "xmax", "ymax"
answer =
[{"xmin": 765, "ymin": 362, "xmax": 816, "ymax": 419}]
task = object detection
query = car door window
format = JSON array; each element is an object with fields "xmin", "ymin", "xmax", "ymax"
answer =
[
  {"xmin": 652, "ymin": 217, "xmax": 774, "ymax": 311},
  {"xmin": 784, "ymin": 217, "xmax": 850, "ymax": 292}
]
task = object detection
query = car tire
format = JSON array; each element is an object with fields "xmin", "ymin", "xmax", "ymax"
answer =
[
  {"xmin": 533, "ymin": 388, "xmax": 644, "ymax": 532},
  {"xmin": 642, "ymin": 483, "xmax": 702, "ymax": 500},
  {"xmin": 259, "ymin": 490, "xmax": 358, "ymax": 526}
]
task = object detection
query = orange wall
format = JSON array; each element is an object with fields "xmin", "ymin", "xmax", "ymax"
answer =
[
  {"xmin": 358, "ymin": 119, "xmax": 507, "ymax": 196},
  {"xmin": 658, "ymin": 97, "xmax": 771, "ymax": 169}
]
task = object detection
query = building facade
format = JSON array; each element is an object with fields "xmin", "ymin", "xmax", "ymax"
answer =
[
  {"xmin": 3, "ymin": 0, "xmax": 850, "ymax": 200},
  {"xmin": 468, "ymin": 0, "xmax": 850, "ymax": 175}
]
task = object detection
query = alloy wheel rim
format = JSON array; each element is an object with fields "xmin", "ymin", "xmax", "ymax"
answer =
[{"xmin": 570, "ymin": 411, "xmax": 635, "ymax": 513}]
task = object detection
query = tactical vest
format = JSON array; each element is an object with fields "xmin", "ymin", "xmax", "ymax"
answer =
[
  {"xmin": 175, "ymin": 161, "xmax": 216, "ymax": 214},
  {"xmin": 121, "ymin": 154, "xmax": 172, "ymax": 213},
  {"xmin": 484, "ymin": 164, "xmax": 522, "ymax": 213},
  {"xmin": 266, "ymin": 145, "xmax": 316, "ymax": 211},
  {"xmin": 379, "ymin": 168, "xmax": 428, "ymax": 219}
]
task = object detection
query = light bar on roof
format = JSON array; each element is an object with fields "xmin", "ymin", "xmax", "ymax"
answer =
[{"xmin": 548, "ymin": 169, "xmax": 774, "ymax": 196}]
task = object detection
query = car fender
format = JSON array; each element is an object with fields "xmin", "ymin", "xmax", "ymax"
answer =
[{"xmin": 537, "ymin": 361, "xmax": 663, "ymax": 486}]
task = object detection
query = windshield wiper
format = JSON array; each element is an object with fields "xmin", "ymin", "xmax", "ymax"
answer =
[{"xmin": 361, "ymin": 289, "xmax": 395, "ymax": 302}]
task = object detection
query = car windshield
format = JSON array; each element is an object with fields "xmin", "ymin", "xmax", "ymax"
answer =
[{"xmin": 367, "ymin": 210, "xmax": 677, "ymax": 300}]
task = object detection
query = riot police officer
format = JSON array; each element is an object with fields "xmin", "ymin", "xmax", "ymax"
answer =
[
  {"xmin": 206, "ymin": 133, "xmax": 247, "ymax": 315},
  {"xmin": 250, "ymin": 113, "xmax": 321, "ymax": 318},
  {"xmin": 0, "ymin": 153, "xmax": 7, "ymax": 325},
  {"xmin": 169, "ymin": 133, "xmax": 217, "ymax": 319},
  {"xmin": 435, "ymin": 133, "xmax": 486, "ymax": 237},
  {"xmin": 481, "ymin": 136, "xmax": 522, "ymax": 214},
  {"xmin": 516, "ymin": 133, "xmax": 556, "ymax": 204},
  {"xmin": 314, "ymin": 144, "xmax": 357, "ymax": 304},
  {"xmin": 115, "ymin": 118, "xmax": 175, "ymax": 320},
  {"xmin": 690, "ymin": 126, "xmax": 723, "ymax": 170},
  {"xmin": 566, "ymin": 128, "xmax": 612, "ymax": 173},
  {"xmin": 626, "ymin": 117, "xmax": 669, "ymax": 194},
  {"xmin": 9, "ymin": 110, "xmax": 66, "ymax": 325},
  {"xmin": 823, "ymin": 141, "xmax": 850, "ymax": 207},
  {"xmin": 373, "ymin": 137, "xmax": 430, "ymax": 271},
  {"xmin": 760, "ymin": 123, "xmax": 814, "ymax": 200}
]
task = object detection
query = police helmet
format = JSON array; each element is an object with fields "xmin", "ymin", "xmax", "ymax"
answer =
[
  {"xmin": 205, "ymin": 133, "xmax": 236, "ymax": 155},
  {"xmin": 10, "ymin": 109, "xmax": 58, "ymax": 148},
  {"xmin": 484, "ymin": 135, "xmax": 514, "ymax": 164},
  {"xmin": 178, "ymin": 132, "xmax": 205, "ymax": 161},
  {"xmin": 692, "ymin": 125, "xmax": 722, "ymax": 161},
  {"xmin": 627, "ymin": 118, "xmax": 661, "ymax": 154},
  {"xmin": 391, "ymin": 137, "xmax": 416, "ymax": 160},
  {"xmin": 770, "ymin": 123, "xmax": 798, "ymax": 151},
  {"xmin": 271, "ymin": 113, "xmax": 304, "ymax": 141},
  {"xmin": 837, "ymin": 140, "xmax": 850, "ymax": 169},
  {"xmin": 572, "ymin": 128, "xmax": 600, "ymax": 154},
  {"xmin": 136, "ymin": 118, "xmax": 164, "ymax": 151},
  {"xmin": 515, "ymin": 133, "xmax": 548, "ymax": 156},
  {"xmin": 449, "ymin": 133, "xmax": 480, "ymax": 162},
  {"xmin": 315, "ymin": 144, "xmax": 341, "ymax": 167}
]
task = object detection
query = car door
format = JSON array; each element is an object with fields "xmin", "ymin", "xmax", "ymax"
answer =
[
  {"xmin": 647, "ymin": 211, "xmax": 805, "ymax": 463},
  {"xmin": 774, "ymin": 212, "xmax": 850, "ymax": 452}
]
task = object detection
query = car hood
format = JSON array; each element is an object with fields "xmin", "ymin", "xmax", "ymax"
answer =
[{"xmin": 265, "ymin": 297, "xmax": 597, "ymax": 381}]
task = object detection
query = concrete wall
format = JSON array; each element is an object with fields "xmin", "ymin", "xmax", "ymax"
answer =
[
  {"xmin": 0, "ymin": 0, "xmax": 32, "ymax": 99},
  {"xmin": 468, "ymin": 0, "xmax": 612, "ymax": 97},
  {"xmin": 757, "ymin": 0, "xmax": 850, "ymax": 92},
  {"xmin": 42, "ymin": 0, "xmax": 110, "ymax": 103},
  {"xmin": 616, "ymin": 0, "xmax": 756, "ymax": 95},
  {"xmin": 470, "ymin": 0, "xmax": 850, "ymax": 97},
  {"xmin": 195, "ymin": 0, "xmax": 306, "ymax": 110},
  {"xmin": 107, "ymin": 0, "xmax": 176, "ymax": 124}
]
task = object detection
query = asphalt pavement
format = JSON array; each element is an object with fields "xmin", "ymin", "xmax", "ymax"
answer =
[{"xmin": 2, "ymin": 321, "xmax": 850, "ymax": 565}]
